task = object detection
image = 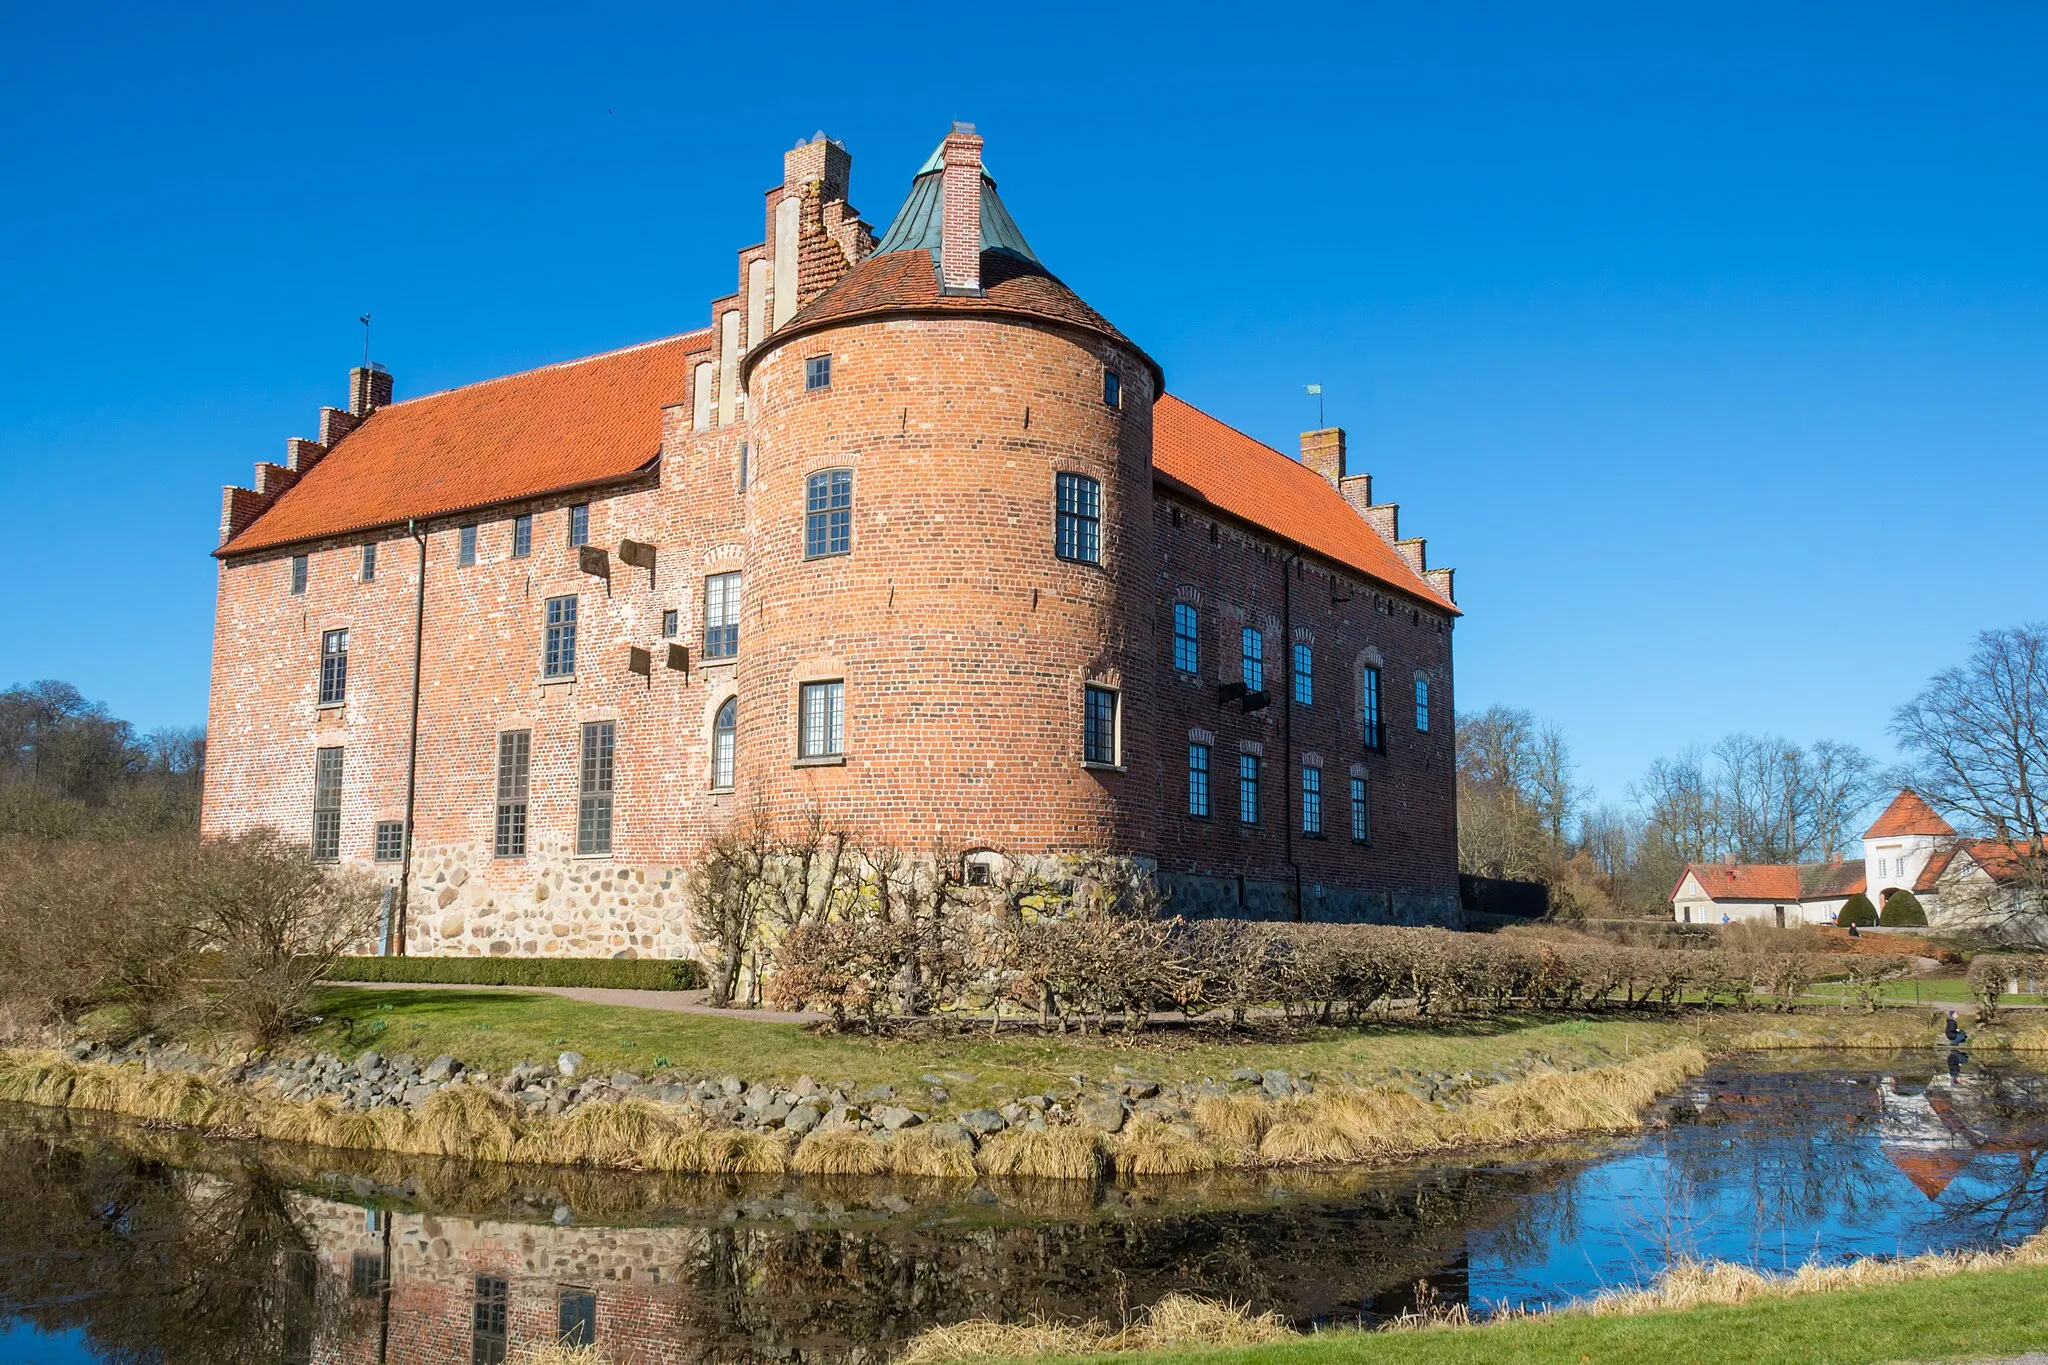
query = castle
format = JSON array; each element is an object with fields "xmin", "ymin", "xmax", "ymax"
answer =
[{"xmin": 202, "ymin": 125, "xmax": 1463, "ymax": 959}]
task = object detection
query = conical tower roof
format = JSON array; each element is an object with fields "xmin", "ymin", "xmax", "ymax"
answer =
[
  {"xmin": 870, "ymin": 138, "xmax": 1039, "ymax": 264},
  {"xmin": 1864, "ymin": 790, "xmax": 1957, "ymax": 839},
  {"xmin": 746, "ymin": 129, "xmax": 1161, "ymax": 393}
]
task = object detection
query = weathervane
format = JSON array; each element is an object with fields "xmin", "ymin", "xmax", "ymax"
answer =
[{"xmin": 359, "ymin": 313, "xmax": 372, "ymax": 369}]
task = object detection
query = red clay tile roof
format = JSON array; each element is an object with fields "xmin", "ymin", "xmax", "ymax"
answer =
[
  {"xmin": 1678, "ymin": 863, "xmax": 1805, "ymax": 902},
  {"xmin": 1914, "ymin": 849, "xmax": 1956, "ymax": 893},
  {"xmin": 1863, "ymin": 789, "xmax": 1957, "ymax": 839},
  {"xmin": 743, "ymin": 249, "xmax": 1164, "ymax": 394},
  {"xmin": 1152, "ymin": 396, "xmax": 1458, "ymax": 613},
  {"xmin": 1954, "ymin": 839, "xmax": 2046, "ymax": 884},
  {"xmin": 1888, "ymin": 1151, "xmax": 1969, "ymax": 1201},
  {"xmin": 219, "ymin": 333, "xmax": 704, "ymax": 556},
  {"xmin": 1800, "ymin": 860, "xmax": 1867, "ymax": 898}
]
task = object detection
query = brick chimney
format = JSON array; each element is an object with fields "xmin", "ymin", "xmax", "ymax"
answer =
[
  {"xmin": 1300, "ymin": 428, "xmax": 1345, "ymax": 487},
  {"xmin": 350, "ymin": 364, "xmax": 394, "ymax": 416},
  {"xmin": 938, "ymin": 121, "xmax": 984, "ymax": 296}
]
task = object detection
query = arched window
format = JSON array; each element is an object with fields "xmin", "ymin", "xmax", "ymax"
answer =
[{"xmin": 712, "ymin": 697, "xmax": 737, "ymax": 791}]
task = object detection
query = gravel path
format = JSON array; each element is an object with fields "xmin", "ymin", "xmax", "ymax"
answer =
[{"xmin": 321, "ymin": 978, "xmax": 822, "ymax": 1022}]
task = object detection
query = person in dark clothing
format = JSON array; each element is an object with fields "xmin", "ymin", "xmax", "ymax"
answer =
[{"xmin": 1945, "ymin": 1010, "xmax": 1970, "ymax": 1046}]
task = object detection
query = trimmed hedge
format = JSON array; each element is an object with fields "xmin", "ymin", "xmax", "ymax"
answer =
[
  {"xmin": 323, "ymin": 955, "xmax": 706, "ymax": 991},
  {"xmin": 1879, "ymin": 889, "xmax": 1929, "ymax": 927},
  {"xmin": 1837, "ymin": 894, "xmax": 1878, "ymax": 928}
]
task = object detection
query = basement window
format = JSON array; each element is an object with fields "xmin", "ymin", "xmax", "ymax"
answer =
[
  {"xmin": 559, "ymin": 1288, "xmax": 598, "ymax": 1348},
  {"xmin": 373, "ymin": 821, "xmax": 405, "ymax": 863}
]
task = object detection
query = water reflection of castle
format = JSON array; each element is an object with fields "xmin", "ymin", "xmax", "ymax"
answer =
[{"xmin": 1876, "ymin": 1068, "xmax": 2043, "ymax": 1201}]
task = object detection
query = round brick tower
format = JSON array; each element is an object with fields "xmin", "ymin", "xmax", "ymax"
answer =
[{"xmin": 736, "ymin": 123, "xmax": 1164, "ymax": 856}]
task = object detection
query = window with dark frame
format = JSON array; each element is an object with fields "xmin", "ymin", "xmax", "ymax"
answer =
[
  {"xmin": 1302, "ymin": 765, "xmax": 1323, "ymax": 835},
  {"xmin": 798, "ymin": 680, "xmax": 844, "ymax": 759},
  {"xmin": 361, "ymin": 543, "xmax": 377, "ymax": 582},
  {"xmin": 1238, "ymin": 753, "xmax": 1259, "ymax": 826},
  {"xmin": 1172, "ymin": 602, "xmax": 1199, "ymax": 674},
  {"xmin": 1083, "ymin": 685, "xmax": 1118, "ymax": 766},
  {"xmin": 319, "ymin": 628, "xmax": 349, "ymax": 706},
  {"xmin": 373, "ymin": 820, "xmax": 405, "ymax": 863},
  {"xmin": 568, "ymin": 502, "xmax": 590, "ymax": 548},
  {"xmin": 472, "ymin": 1275, "xmax": 508, "ymax": 1365},
  {"xmin": 495, "ymin": 730, "xmax": 530, "ymax": 858},
  {"xmin": 1362, "ymin": 665, "xmax": 1383, "ymax": 749},
  {"xmin": 1293, "ymin": 642, "xmax": 1313, "ymax": 706},
  {"xmin": 349, "ymin": 1252, "xmax": 385, "ymax": 1299},
  {"xmin": 312, "ymin": 748, "xmax": 343, "ymax": 862},
  {"xmin": 558, "ymin": 1288, "xmax": 598, "ymax": 1348},
  {"xmin": 703, "ymin": 572, "xmax": 740, "ymax": 659},
  {"xmin": 458, "ymin": 524, "xmax": 478, "ymax": 565},
  {"xmin": 712, "ymin": 697, "xmax": 737, "ymax": 790},
  {"xmin": 543, "ymin": 595, "xmax": 578, "ymax": 678},
  {"xmin": 1241, "ymin": 627, "xmax": 1264, "ymax": 693},
  {"xmin": 804, "ymin": 354, "xmax": 832, "ymax": 391},
  {"xmin": 1415, "ymin": 675, "xmax": 1431, "ymax": 732},
  {"xmin": 661, "ymin": 609, "xmax": 678, "ymax": 638},
  {"xmin": 1103, "ymin": 369, "xmax": 1121, "ymax": 408},
  {"xmin": 1351, "ymin": 774, "xmax": 1370, "ymax": 843},
  {"xmin": 577, "ymin": 722, "xmax": 614, "ymax": 855},
  {"xmin": 1188, "ymin": 742, "xmax": 1210, "ymax": 817},
  {"xmin": 290, "ymin": 555, "xmax": 308, "ymax": 595},
  {"xmin": 512, "ymin": 514, "xmax": 532, "ymax": 558},
  {"xmin": 1054, "ymin": 473, "xmax": 1101, "ymax": 564},
  {"xmin": 804, "ymin": 470, "xmax": 853, "ymax": 558}
]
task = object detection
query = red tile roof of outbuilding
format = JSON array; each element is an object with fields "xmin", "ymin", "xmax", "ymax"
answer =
[
  {"xmin": 1864, "ymin": 790, "xmax": 1957, "ymax": 839},
  {"xmin": 1151, "ymin": 396, "xmax": 1457, "ymax": 613},
  {"xmin": 218, "ymin": 332, "xmax": 703, "ymax": 556},
  {"xmin": 1678, "ymin": 863, "xmax": 1807, "ymax": 902}
]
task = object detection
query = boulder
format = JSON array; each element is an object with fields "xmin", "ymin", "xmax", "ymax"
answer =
[
  {"xmin": 958, "ymin": 1108, "xmax": 1009, "ymax": 1136},
  {"xmin": 783, "ymin": 1103, "xmax": 825, "ymax": 1137},
  {"xmin": 557, "ymin": 1051, "xmax": 584, "ymax": 1079},
  {"xmin": 1076, "ymin": 1095, "xmax": 1128, "ymax": 1132},
  {"xmin": 919, "ymin": 1121, "xmax": 976, "ymax": 1151},
  {"xmin": 422, "ymin": 1055, "xmax": 462, "ymax": 1084},
  {"xmin": 874, "ymin": 1105, "xmax": 922, "ymax": 1131}
]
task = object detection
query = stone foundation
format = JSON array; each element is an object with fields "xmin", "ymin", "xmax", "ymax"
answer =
[
  {"xmin": 1159, "ymin": 872, "xmax": 1463, "ymax": 927},
  {"xmin": 395, "ymin": 839, "xmax": 699, "ymax": 959}
]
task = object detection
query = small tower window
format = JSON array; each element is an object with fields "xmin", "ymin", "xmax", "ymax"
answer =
[
  {"xmin": 661, "ymin": 609, "xmax": 679, "ymax": 639},
  {"xmin": 1415, "ymin": 675, "xmax": 1431, "ymax": 733},
  {"xmin": 805, "ymin": 355, "xmax": 832, "ymax": 391},
  {"xmin": 805, "ymin": 470, "xmax": 853, "ymax": 558},
  {"xmin": 1054, "ymin": 473, "xmax": 1101, "ymax": 564},
  {"xmin": 458, "ymin": 524, "xmax": 478, "ymax": 566},
  {"xmin": 568, "ymin": 503, "xmax": 590, "ymax": 548},
  {"xmin": 289, "ymin": 555, "xmax": 308, "ymax": 595},
  {"xmin": 1083, "ymin": 685, "xmax": 1120, "ymax": 767},
  {"xmin": 360, "ymin": 543, "xmax": 377, "ymax": 582},
  {"xmin": 712, "ymin": 697, "xmax": 737, "ymax": 791},
  {"xmin": 1103, "ymin": 370, "xmax": 1122, "ymax": 409},
  {"xmin": 511, "ymin": 514, "xmax": 532, "ymax": 558}
]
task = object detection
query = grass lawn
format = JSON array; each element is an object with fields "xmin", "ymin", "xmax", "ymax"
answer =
[
  {"xmin": 302, "ymin": 988, "xmax": 1696, "ymax": 1109},
  {"xmin": 1804, "ymin": 978, "xmax": 2045, "ymax": 1007},
  {"xmin": 1047, "ymin": 1265, "xmax": 2048, "ymax": 1365}
]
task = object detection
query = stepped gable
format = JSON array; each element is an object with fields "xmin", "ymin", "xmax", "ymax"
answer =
[
  {"xmin": 1863, "ymin": 789, "xmax": 1957, "ymax": 839},
  {"xmin": 218, "ymin": 333, "xmax": 701, "ymax": 556},
  {"xmin": 1153, "ymin": 397, "xmax": 1459, "ymax": 613}
]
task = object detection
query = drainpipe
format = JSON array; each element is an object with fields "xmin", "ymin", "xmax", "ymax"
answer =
[
  {"xmin": 394, "ymin": 519, "xmax": 428, "ymax": 956},
  {"xmin": 1282, "ymin": 550, "xmax": 1301, "ymax": 922}
]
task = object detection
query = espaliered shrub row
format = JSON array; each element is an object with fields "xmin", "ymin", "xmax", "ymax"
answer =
[
  {"xmin": 771, "ymin": 910, "xmax": 1915, "ymax": 1031},
  {"xmin": 323, "ymin": 955, "xmax": 706, "ymax": 991}
]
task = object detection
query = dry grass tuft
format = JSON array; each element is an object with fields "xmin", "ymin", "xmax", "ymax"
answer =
[
  {"xmin": 1190, "ymin": 1094, "xmax": 1272, "ymax": 1153},
  {"xmin": 1109, "ymin": 1119, "xmax": 1218, "ymax": 1177},
  {"xmin": 975, "ymin": 1127, "xmax": 1106, "ymax": 1181},
  {"xmin": 414, "ymin": 1085, "xmax": 521, "ymax": 1162},
  {"xmin": 792, "ymin": 1130, "xmax": 894, "ymax": 1177},
  {"xmin": 890, "ymin": 1131, "xmax": 979, "ymax": 1179},
  {"xmin": 1588, "ymin": 1230, "xmax": 2048, "ymax": 1317},
  {"xmin": 514, "ymin": 1344, "xmax": 610, "ymax": 1365},
  {"xmin": 893, "ymin": 1294, "xmax": 1289, "ymax": 1363},
  {"xmin": 894, "ymin": 1319, "xmax": 1101, "ymax": 1365}
]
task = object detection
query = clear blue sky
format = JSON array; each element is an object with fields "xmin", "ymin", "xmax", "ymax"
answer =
[{"xmin": 3, "ymin": 1, "xmax": 2043, "ymax": 808}]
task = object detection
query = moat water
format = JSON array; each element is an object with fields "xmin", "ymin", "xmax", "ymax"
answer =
[{"xmin": 1, "ymin": 1052, "xmax": 2045, "ymax": 1364}]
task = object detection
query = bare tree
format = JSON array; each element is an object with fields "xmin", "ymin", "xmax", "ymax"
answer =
[{"xmin": 1893, "ymin": 623, "xmax": 2048, "ymax": 932}]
